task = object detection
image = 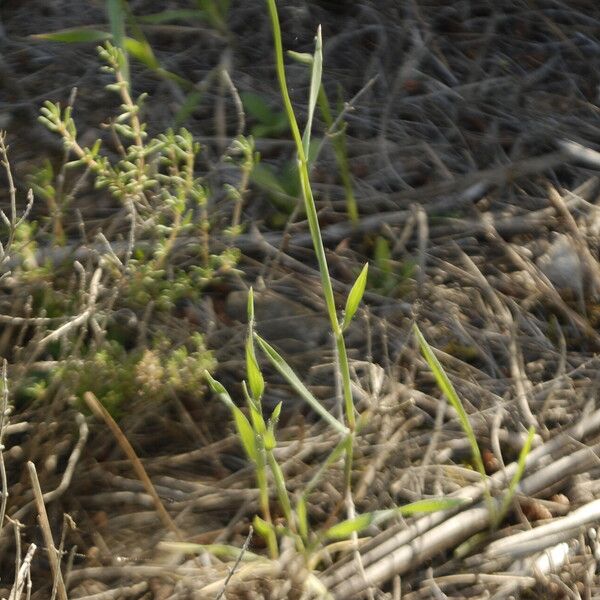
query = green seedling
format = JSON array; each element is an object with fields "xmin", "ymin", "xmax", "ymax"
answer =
[
  {"xmin": 206, "ymin": 5, "xmax": 468, "ymax": 576},
  {"xmin": 414, "ymin": 324, "xmax": 492, "ymax": 510},
  {"xmin": 206, "ymin": 288, "xmax": 294, "ymax": 558},
  {"xmin": 415, "ymin": 324, "xmax": 536, "ymax": 535}
]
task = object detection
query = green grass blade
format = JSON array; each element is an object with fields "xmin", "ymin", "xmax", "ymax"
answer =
[
  {"xmin": 254, "ymin": 333, "xmax": 348, "ymax": 435},
  {"xmin": 413, "ymin": 324, "xmax": 487, "ymax": 482},
  {"xmin": 342, "ymin": 263, "xmax": 368, "ymax": 330},
  {"xmin": 325, "ymin": 513, "xmax": 373, "ymax": 540},
  {"xmin": 245, "ymin": 288, "xmax": 265, "ymax": 400},
  {"xmin": 495, "ymin": 425, "xmax": 536, "ymax": 528},
  {"xmin": 106, "ymin": 0, "xmax": 129, "ymax": 82},
  {"xmin": 232, "ymin": 405, "xmax": 258, "ymax": 462},
  {"xmin": 123, "ymin": 37, "xmax": 159, "ymax": 70},
  {"xmin": 302, "ymin": 26, "xmax": 323, "ymax": 158},
  {"xmin": 398, "ymin": 497, "xmax": 468, "ymax": 516},
  {"xmin": 205, "ymin": 371, "xmax": 257, "ymax": 462},
  {"xmin": 266, "ymin": 451, "xmax": 293, "ymax": 526},
  {"xmin": 246, "ymin": 332, "xmax": 265, "ymax": 401},
  {"xmin": 325, "ymin": 498, "xmax": 466, "ymax": 540},
  {"xmin": 287, "ymin": 50, "xmax": 313, "ymax": 65},
  {"xmin": 205, "ymin": 371, "xmax": 233, "ymax": 407},
  {"xmin": 297, "ymin": 495, "xmax": 308, "ymax": 540},
  {"xmin": 31, "ymin": 28, "xmax": 111, "ymax": 43}
]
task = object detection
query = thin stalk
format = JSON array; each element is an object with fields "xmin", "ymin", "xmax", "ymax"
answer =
[
  {"xmin": 266, "ymin": 451, "xmax": 296, "ymax": 535},
  {"xmin": 265, "ymin": 0, "xmax": 355, "ymax": 436},
  {"xmin": 316, "ymin": 87, "xmax": 358, "ymax": 223},
  {"xmin": 256, "ymin": 450, "xmax": 277, "ymax": 558}
]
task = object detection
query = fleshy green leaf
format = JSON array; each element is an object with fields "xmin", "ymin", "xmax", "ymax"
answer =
[
  {"xmin": 342, "ymin": 263, "xmax": 368, "ymax": 330},
  {"xmin": 302, "ymin": 26, "xmax": 323, "ymax": 157},
  {"xmin": 255, "ymin": 333, "xmax": 348, "ymax": 435}
]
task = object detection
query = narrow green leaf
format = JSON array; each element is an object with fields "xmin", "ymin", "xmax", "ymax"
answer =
[
  {"xmin": 107, "ymin": 0, "xmax": 126, "ymax": 47},
  {"xmin": 253, "ymin": 514, "xmax": 273, "ymax": 538},
  {"xmin": 414, "ymin": 324, "xmax": 487, "ymax": 482},
  {"xmin": 232, "ymin": 405, "xmax": 257, "ymax": 462},
  {"xmin": 198, "ymin": 0, "xmax": 228, "ymax": 32},
  {"xmin": 302, "ymin": 26, "xmax": 323, "ymax": 157},
  {"xmin": 255, "ymin": 333, "xmax": 348, "ymax": 435},
  {"xmin": 174, "ymin": 89, "xmax": 204, "ymax": 126},
  {"xmin": 106, "ymin": 0, "xmax": 129, "ymax": 81},
  {"xmin": 251, "ymin": 164, "xmax": 287, "ymax": 194},
  {"xmin": 206, "ymin": 372, "xmax": 256, "ymax": 460},
  {"xmin": 246, "ymin": 337, "xmax": 265, "ymax": 400},
  {"xmin": 263, "ymin": 428, "xmax": 276, "ymax": 451},
  {"xmin": 123, "ymin": 37, "xmax": 159, "ymax": 70},
  {"xmin": 270, "ymin": 401, "xmax": 282, "ymax": 424},
  {"xmin": 398, "ymin": 497, "xmax": 467, "ymax": 516},
  {"xmin": 495, "ymin": 425, "xmax": 536, "ymax": 527},
  {"xmin": 296, "ymin": 496, "xmax": 308, "ymax": 540},
  {"xmin": 266, "ymin": 452, "xmax": 293, "ymax": 524},
  {"xmin": 245, "ymin": 288, "xmax": 264, "ymax": 400},
  {"xmin": 32, "ymin": 28, "xmax": 111, "ymax": 43},
  {"xmin": 247, "ymin": 287, "xmax": 255, "ymax": 321},
  {"xmin": 326, "ymin": 497, "xmax": 467, "ymax": 540},
  {"xmin": 287, "ymin": 50, "xmax": 313, "ymax": 65},
  {"xmin": 205, "ymin": 371, "xmax": 233, "ymax": 408},
  {"xmin": 241, "ymin": 92, "xmax": 281, "ymax": 126},
  {"xmin": 325, "ymin": 513, "xmax": 374, "ymax": 540},
  {"xmin": 342, "ymin": 263, "xmax": 368, "ymax": 330},
  {"xmin": 248, "ymin": 401, "xmax": 266, "ymax": 437}
]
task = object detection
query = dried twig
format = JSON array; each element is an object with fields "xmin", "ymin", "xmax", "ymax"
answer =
[
  {"xmin": 83, "ymin": 391, "xmax": 183, "ymax": 540},
  {"xmin": 27, "ymin": 462, "xmax": 68, "ymax": 600}
]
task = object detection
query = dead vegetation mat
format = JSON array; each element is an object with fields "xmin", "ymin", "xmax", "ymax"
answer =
[{"xmin": 2, "ymin": 0, "xmax": 600, "ymax": 598}]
